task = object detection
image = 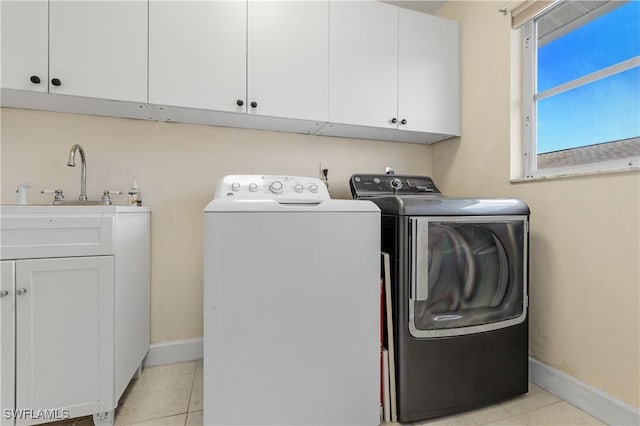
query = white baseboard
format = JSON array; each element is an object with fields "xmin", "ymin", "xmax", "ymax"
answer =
[
  {"xmin": 529, "ymin": 357, "xmax": 640, "ymax": 426},
  {"xmin": 143, "ymin": 337, "xmax": 203, "ymax": 367}
]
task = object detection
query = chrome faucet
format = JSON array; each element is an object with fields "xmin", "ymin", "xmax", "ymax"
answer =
[{"xmin": 67, "ymin": 144, "xmax": 87, "ymax": 201}]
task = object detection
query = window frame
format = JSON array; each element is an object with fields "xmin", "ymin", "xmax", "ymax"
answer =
[{"xmin": 521, "ymin": 0, "xmax": 640, "ymax": 179}]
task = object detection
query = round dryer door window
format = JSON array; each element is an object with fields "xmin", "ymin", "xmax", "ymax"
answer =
[{"xmin": 409, "ymin": 216, "xmax": 528, "ymax": 338}]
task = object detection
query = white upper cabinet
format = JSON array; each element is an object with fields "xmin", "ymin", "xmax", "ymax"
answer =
[
  {"xmin": 329, "ymin": 1, "xmax": 398, "ymax": 128},
  {"xmin": 1, "ymin": 0, "xmax": 147, "ymax": 103},
  {"xmin": 248, "ymin": 1, "xmax": 328, "ymax": 121},
  {"xmin": 2, "ymin": 0, "xmax": 460, "ymax": 143},
  {"xmin": 148, "ymin": 0, "xmax": 247, "ymax": 112},
  {"xmin": 149, "ymin": 0, "xmax": 328, "ymax": 123},
  {"xmin": 398, "ymin": 8, "xmax": 460, "ymax": 136},
  {"xmin": 1, "ymin": 1, "xmax": 48, "ymax": 92},
  {"xmin": 48, "ymin": 1, "xmax": 147, "ymax": 102},
  {"xmin": 327, "ymin": 0, "xmax": 460, "ymax": 141}
]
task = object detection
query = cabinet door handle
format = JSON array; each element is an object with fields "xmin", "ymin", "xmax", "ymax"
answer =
[
  {"xmin": 51, "ymin": 78, "xmax": 61, "ymax": 87},
  {"xmin": 236, "ymin": 99, "xmax": 244, "ymax": 106},
  {"xmin": 250, "ymin": 101, "xmax": 258, "ymax": 108},
  {"xmin": 400, "ymin": 119, "xmax": 407, "ymax": 125},
  {"xmin": 0, "ymin": 290, "xmax": 8, "ymax": 298},
  {"xmin": 30, "ymin": 75, "xmax": 41, "ymax": 84},
  {"xmin": 391, "ymin": 118, "xmax": 397, "ymax": 124},
  {"xmin": 16, "ymin": 288, "xmax": 27, "ymax": 296}
]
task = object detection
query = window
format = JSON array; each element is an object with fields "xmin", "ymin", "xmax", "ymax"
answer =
[{"xmin": 522, "ymin": 0, "xmax": 640, "ymax": 178}]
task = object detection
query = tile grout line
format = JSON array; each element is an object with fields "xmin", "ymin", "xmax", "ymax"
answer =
[
  {"xmin": 122, "ymin": 412, "xmax": 190, "ymax": 426},
  {"xmin": 120, "ymin": 362, "xmax": 198, "ymax": 426},
  {"xmin": 477, "ymin": 394, "xmax": 568, "ymax": 425},
  {"xmin": 184, "ymin": 362, "xmax": 199, "ymax": 425}
]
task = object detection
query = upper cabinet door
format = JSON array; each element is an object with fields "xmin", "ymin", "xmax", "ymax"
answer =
[
  {"xmin": 1, "ymin": 1, "xmax": 48, "ymax": 92},
  {"xmin": 248, "ymin": 1, "xmax": 328, "ymax": 121},
  {"xmin": 149, "ymin": 0, "xmax": 247, "ymax": 112},
  {"xmin": 48, "ymin": 0, "xmax": 147, "ymax": 103},
  {"xmin": 329, "ymin": 1, "xmax": 398, "ymax": 128},
  {"xmin": 398, "ymin": 9, "xmax": 460, "ymax": 135}
]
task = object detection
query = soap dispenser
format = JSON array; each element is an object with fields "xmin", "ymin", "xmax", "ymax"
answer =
[
  {"xmin": 16, "ymin": 181, "xmax": 33, "ymax": 204},
  {"xmin": 128, "ymin": 177, "xmax": 142, "ymax": 206}
]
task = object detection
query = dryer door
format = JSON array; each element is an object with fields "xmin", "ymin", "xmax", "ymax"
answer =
[{"xmin": 409, "ymin": 215, "xmax": 528, "ymax": 338}]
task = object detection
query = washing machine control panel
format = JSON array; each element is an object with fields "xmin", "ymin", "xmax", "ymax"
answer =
[
  {"xmin": 214, "ymin": 175, "xmax": 330, "ymax": 203},
  {"xmin": 350, "ymin": 174, "xmax": 442, "ymax": 199}
]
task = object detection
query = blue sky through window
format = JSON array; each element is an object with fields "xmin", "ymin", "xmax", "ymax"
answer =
[{"xmin": 536, "ymin": 1, "xmax": 640, "ymax": 154}]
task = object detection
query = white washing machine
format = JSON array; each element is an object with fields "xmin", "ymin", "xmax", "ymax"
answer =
[{"xmin": 203, "ymin": 175, "xmax": 381, "ymax": 426}]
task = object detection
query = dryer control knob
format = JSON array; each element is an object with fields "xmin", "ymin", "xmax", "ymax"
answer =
[
  {"xmin": 294, "ymin": 184, "xmax": 304, "ymax": 193},
  {"xmin": 309, "ymin": 184, "xmax": 319, "ymax": 193},
  {"xmin": 390, "ymin": 178, "xmax": 403, "ymax": 190},
  {"xmin": 248, "ymin": 183, "xmax": 258, "ymax": 192},
  {"xmin": 269, "ymin": 181, "xmax": 284, "ymax": 193},
  {"xmin": 231, "ymin": 182, "xmax": 241, "ymax": 192}
]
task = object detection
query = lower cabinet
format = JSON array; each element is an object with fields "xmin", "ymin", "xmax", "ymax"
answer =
[
  {"xmin": 0, "ymin": 261, "xmax": 15, "ymax": 426},
  {"xmin": 1, "ymin": 257, "xmax": 114, "ymax": 426},
  {"xmin": 0, "ymin": 206, "xmax": 151, "ymax": 426}
]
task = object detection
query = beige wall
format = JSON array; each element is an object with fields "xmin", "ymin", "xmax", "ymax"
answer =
[
  {"xmin": 0, "ymin": 107, "xmax": 432, "ymax": 343},
  {"xmin": 434, "ymin": 1, "xmax": 640, "ymax": 408}
]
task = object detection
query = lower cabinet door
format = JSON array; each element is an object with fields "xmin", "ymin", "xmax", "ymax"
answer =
[
  {"xmin": 15, "ymin": 256, "xmax": 114, "ymax": 426},
  {"xmin": 0, "ymin": 261, "xmax": 15, "ymax": 426}
]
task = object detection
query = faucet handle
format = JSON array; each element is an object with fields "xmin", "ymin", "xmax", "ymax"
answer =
[
  {"xmin": 41, "ymin": 189, "xmax": 64, "ymax": 201},
  {"xmin": 101, "ymin": 190, "xmax": 122, "ymax": 205}
]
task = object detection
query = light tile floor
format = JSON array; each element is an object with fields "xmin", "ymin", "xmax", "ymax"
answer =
[{"xmin": 49, "ymin": 360, "xmax": 603, "ymax": 426}]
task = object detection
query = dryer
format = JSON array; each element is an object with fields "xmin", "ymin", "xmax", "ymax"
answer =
[
  {"xmin": 351, "ymin": 174, "xmax": 530, "ymax": 422},
  {"xmin": 204, "ymin": 175, "xmax": 381, "ymax": 425}
]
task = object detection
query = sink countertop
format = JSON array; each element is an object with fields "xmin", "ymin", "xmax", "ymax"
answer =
[{"xmin": 0, "ymin": 205, "xmax": 151, "ymax": 214}]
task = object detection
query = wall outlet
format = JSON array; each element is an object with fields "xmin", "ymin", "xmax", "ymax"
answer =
[{"xmin": 319, "ymin": 162, "xmax": 329, "ymax": 180}]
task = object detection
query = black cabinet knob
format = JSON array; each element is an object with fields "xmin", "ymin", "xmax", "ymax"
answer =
[
  {"xmin": 236, "ymin": 99, "xmax": 244, "ymax": 106},
  {"xmin": 391, "ymin": 117, "xmax": 397, "ymax": 124},
  {"xmin": 400, "ymin": 119, "xmax": 407, "ymax": 125},
  {"xmin": 30, "ymin": 75, "xmax": 41, "ymax": 84},
  {"xmin": 250, "ymin": 101, "xmax": 257, "ymax": 108},
  {"xmin": 51, "ymin": 78, "xmax": 61, "ymax": 86}
]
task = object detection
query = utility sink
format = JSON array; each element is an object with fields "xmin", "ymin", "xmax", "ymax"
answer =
[{"xmin": 0, "ymin": 205, "xmax": 150, "ymax": 259}]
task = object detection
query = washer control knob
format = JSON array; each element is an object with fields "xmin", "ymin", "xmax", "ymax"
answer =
[
  {"xmin": 269, "ymin": 181, "xmax": 284, "ymax": 193},
  {"xmin": 309, "ymin": 183, "xmax": 319, "ymax": 193},
  {"xmin": 390, "ymin": 178, "xmax": 403, "ymax": 190},
  {"xmin": 294, "ymin": 184, "xmax": 304, "ymax": 193},
  {"xmin": 231, "ymin": 182, "xmax": 241, "ymax": 192},
  {"xmin": 248, "ymin": 183, "xmax": 258, "ymax": 192}
]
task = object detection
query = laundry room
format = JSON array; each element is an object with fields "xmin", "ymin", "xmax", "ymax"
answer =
[{"xmin": 1, "ymin": 1, "xmax": 638, "ymax": 426}]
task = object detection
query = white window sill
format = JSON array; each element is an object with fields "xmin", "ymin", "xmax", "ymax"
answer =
[{"xmin": 510, "ymin": 165, "xmax": 640, "ymax": 183}]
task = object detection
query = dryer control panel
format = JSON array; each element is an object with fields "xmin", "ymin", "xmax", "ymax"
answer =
[
  {"xmin": 350, "ymin": 174, "xmax": 442, "ymax": 199},
  {"xmin": 214, "ymin": 175, "xmax": 330, "ymax": 203}
]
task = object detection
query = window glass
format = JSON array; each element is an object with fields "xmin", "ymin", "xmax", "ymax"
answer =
[
  {"xmin": 537, "ymin": 67, "xmax": 640, "ymax": 154},
  {"xmin": 537, "ymin": 1, "xmax": 640, "ymax": 92}
]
